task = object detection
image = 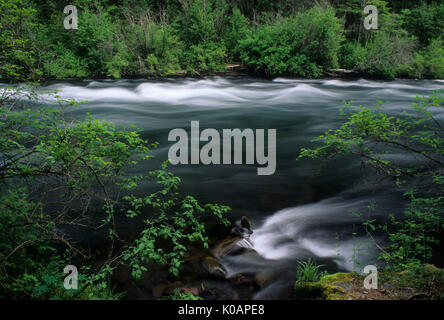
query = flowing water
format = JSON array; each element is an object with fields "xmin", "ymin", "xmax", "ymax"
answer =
[{"xmin": 6, "ymin": 77, "xmax": 444, "ymax": 298}]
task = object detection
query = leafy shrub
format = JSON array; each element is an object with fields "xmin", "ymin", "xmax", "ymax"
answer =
[
  {"xmin": 168, "ymin": 290, "xmax": 203, "ymax": 300},
  {"xmin": 299, "ymin": 91, "xmax": 444, "ymax": 270},
  {"xmin": 0, "ymin": 86, "xmax": 231, "ymax": 298},
  {"xmin": 362, "ymin": 19, "xmax": 417, "ymax": 78},
  {"xmin": 42, "ymin": 46, "xmax": 90, "ymax": 79},
  {"xmin": 177, "ymin": 0, "xmax": 227, "ymax": 44},
  {"xmin": 222, "ymin": 7, "xmax": 251, "ymax": 60},
  {"xmin": 181, "ymin": 42, "xmax": 227, "ymax": 74},
  {"xmin": 396, "ymin": 38, "xmax": 444, "ymax": 79},
  {"xmin": 238, "ymin": 5, "xmax": 344, "ymax": 77},
  {"xmin": 402, "ymin": 3, "xmax": 444, "ymax": 46},
  {"xmin": 2, "ymin": 0, "xmax": 444, "ymax": 80},
  {"xmin": 339, "ymin": 42, "xmax": 367, "ymax": 70},
  {"xmin": 0, "ymin": 0, "xmax": 39, "ymax": 79},
  {"xmin": 122, "ymin": 9, "xmax": 182, "ymax": 76},
  {"xmin": 421, "ymin": 38, "xmax": 444, "ymax": 79},
  {"xmin": 72, "ymin": 5, "xmax": 128, "ymax": 77},
  {"xmin": 175, "ymin": 0, "xmax": 229, "ymax": 73}
]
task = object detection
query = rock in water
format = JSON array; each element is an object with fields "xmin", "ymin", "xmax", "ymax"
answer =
[
  {"xmin": 201, "ymin": 256, "xmax": 227, "ymax": 279},
  {"xmin": 232, "ymin": 216, "xmax": 253, "ymax": 237},
  {"xmin": 255, "ymin": 271, "xmax": 274, "ymax": 288},
  {"xmin": 241, "ymin": 216, "xmax": 251, "ymax": 231}
]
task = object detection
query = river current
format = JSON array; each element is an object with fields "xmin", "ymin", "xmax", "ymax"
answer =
[{"xmin": 8, "ymin": 77, "xmax": 444, "ymax": 298}]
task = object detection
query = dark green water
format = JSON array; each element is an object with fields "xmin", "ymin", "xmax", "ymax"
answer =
[{"xmin": 34, "ymin": 77, "xmax": 444, "ymax": 298}]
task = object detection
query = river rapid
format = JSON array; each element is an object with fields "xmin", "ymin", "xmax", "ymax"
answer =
[{"xmin": 8, "ymin": 77, "xmax": 444, "ymax": 299}]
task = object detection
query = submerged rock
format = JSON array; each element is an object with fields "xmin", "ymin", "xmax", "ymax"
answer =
[
  {"xmin": 255, "ymin": 271, "xmax": 274, "ymax": 288},
  {"xmin": 231, "ymin": 216, "xmax": 253, "ymax": 238},
  {"xmin": 212, "ymin": 236, "xmax": 244, "ymax": 258},
  {"xmin": 229, "ymin": 273, "xmax": 255, "ymax": 287},
  {"xmin": 213, "ymin": 216, "xmax": 256, "ymax": 259},
  {"xmin": 164, "ymin": 216, "xmax": 261, "ymax": 299}
]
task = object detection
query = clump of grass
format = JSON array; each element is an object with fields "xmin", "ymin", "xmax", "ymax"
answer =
[
  {"xmin": 167, "ymin": 290, "xmax": 203, "ymax": 300},
  {"xmin": 296, "ymin": 259, "xmax": 325, "ymax": 282}
]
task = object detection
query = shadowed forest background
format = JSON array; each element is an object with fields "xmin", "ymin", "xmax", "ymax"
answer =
[{"xmin": 1, "ymin": 0, "xmax": 443, "ymax": 80}]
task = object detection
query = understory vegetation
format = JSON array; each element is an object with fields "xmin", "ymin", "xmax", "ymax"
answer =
[
  {"xmin": 298, "ymin": 90, "xmax": 444, "ymax": 294},
  {"xmin": 0, "ymin": 0, "xmax": 443, "ymax": 80},
  {"xmin": 0, "ymin": 86, "xmax": 230, "ymax": 299},
  {"xmin": 1, "ymin": 0, "xmax": 443, "ymax": 302}
]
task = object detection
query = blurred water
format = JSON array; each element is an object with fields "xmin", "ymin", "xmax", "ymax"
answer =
[{"xmin": 7, "ymin": 76, "xmax": 442, "ymax": 298}]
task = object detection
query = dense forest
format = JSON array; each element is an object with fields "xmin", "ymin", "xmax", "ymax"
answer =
[{"xmin": 1, "ymin": 0, "xmax": 443, "ymax": 80}]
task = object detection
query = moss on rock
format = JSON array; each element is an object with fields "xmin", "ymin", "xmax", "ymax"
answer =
[
  {"xmin": 294, "ymin": 272, "xmax": 359, "ymax": 300},
  {"xmin": 201, "ymin": 256, "xmax": 227, "ymax": 278},
  {"xmin": 294, "ymin": 266, "xmax": 444, "ymax": 300},
  {"xmin": 294, "ymin": 281, "xmax": 326, "ymax": 300}
]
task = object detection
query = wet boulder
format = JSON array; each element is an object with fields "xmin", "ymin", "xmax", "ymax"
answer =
[{"xmin": 201, "ymin": 256, "xmax": 227, "ymax": 279}]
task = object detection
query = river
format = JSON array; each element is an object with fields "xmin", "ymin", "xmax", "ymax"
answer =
[{"xmin": 15, "ymin": 77, "xmax": 444, "ymax": 298}]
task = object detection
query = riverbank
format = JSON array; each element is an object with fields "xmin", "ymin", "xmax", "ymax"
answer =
[
  {"xmin": 294, "ymin": 265, "xmax": 444, "ymax": 300},
  {"xmin": 3, "ymin": 64, "xmax": 443, "ymax": 85},
  {"xmin": 110, "ymin": 216, "xmax": 444, "ymax": 300},
  {"xmin": 2, "ymin": 77, "xmax": 442, "ymax": 300}
]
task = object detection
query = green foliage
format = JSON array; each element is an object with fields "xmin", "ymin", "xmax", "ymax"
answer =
[
  {"xmin": 400, "ymin": 38, "xmax": 444, "ymax": 79},
  {"xmin": 299, "ymin": 91, "xmax": 444, "ymax": 270},
  {"xmin": 122, "ymin": 161, "xmax": 231, "ymax": 278},
  {"xmin": 182, "ymin": 42, "xmax": 227, "ymax": 74},
  {"xmin": 402, "ymin": 2, "xmax": 444, "ymax": 46},
  {"xmin": 0, "ymin": 85, "xmax": 231, "ymax": 298},
  {"xmin": 380, "ymin": 192, "xmax": 443, "ymax": 268},
  {"xmin": 177, "ymin": 0, "xmax": 227, "ymax": 44},
  {"xmin": 0, "ymin": 187, "xmax": 124, "ymax": 299},
  {"xmin": 0, "ymin": 85, "xmax": 151, "ymax": 298},
  {"xmin": 1, "ymin": 0, "xmax": 443, "ymax": 79},
  {"xmin": 73, "ymin": 5, "xmax": 127, "ymax": 77},
  {"xmin": 337, "ymin": 1, "xmax": 443, "ymax": 78},
  {"xmin": 121, "ymin": 9, "xmax": 182, "ymax": 76},
  {"xmin": 168, "ymin": 289, "xmax": 203, "ymax": 300},
  {"xmin": 296, "ymin": 259, "xmax": 326, "ymax": 282},
  {"xmin": 420, "ymin": 38, "xmax": 444, "ymax": 79},
  {"xmin": 42, "ymin": 47, "xmax": 90, "ymax": 79},
  {"xmin": 361, "ymin": 11, "xmax": 417, "ymax": 79},
  {"xmin": 0, "ymin": 0, "xmax": 40, "ymax": 79},
  {"xmin": 339, "ymin": 42, "xmax": 366, "ymax": 70},
  {"xmin": 176, "ymin": 0, "xmax": 228, "ymax": 73},
  {"xmin": 333, "ymin": 0, "xmax": 364, "ymax": 41},
  {"xmin": 222, "ymin": 7, "xmax": 251, "ymax": 60},
  {"xmin": 379, "ymin": 264, "xmax": 444, "ymax": 294},
  {"xmin": 238, "ymin": 5, "xmax": 344, "ymax": 77}
]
